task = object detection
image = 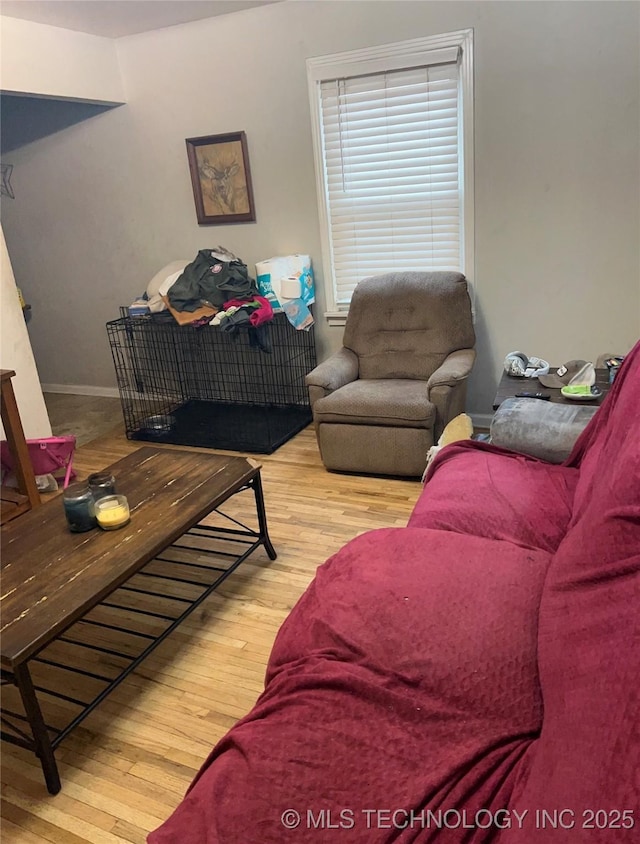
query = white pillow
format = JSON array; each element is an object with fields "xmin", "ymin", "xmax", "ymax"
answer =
[{"xmin": 146, "ymin": 260, "xmax": 189, "ymax": 312}]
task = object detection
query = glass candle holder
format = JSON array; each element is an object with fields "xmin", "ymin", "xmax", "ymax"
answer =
[
  {"xmin": 88, "ymin": 472, "xmax": 117, "ymax": 501},
  {"xmin": 95, "ymin": 494, "xmax": 130, "ymax": 530},
  {"xmin": 62, "ymin": 483, "xmax": 97, "ymax": 532}
]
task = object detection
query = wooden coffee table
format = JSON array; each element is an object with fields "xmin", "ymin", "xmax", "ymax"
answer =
[
  {"xmin": 493, "ymin": 368, "xmax": 611, "ymax": 410},
  {"xmin": 0, "ymin": 446, "xmax": 276, "ymax": 794}
]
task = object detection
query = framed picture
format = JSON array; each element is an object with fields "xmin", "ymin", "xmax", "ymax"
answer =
[{"xmin": 185, "ymin": 131, "xmax": 256, "ymax": 224}]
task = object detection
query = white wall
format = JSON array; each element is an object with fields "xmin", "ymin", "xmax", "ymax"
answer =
[
  {"xmin": 0, "ymin": 224, "xmax": 51, "ymax": 438},
  {"xmin": 0, "ymin": 15, "xmax": 124, "ymax": 103},
  {"xmin": 1, "ymin": 1, "xmax": 639, "ymax": 416}
]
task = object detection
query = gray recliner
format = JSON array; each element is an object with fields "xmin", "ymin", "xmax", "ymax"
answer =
[{"xmin": 305, "ymin": 271, "xmax": 476, "ymax": 476}]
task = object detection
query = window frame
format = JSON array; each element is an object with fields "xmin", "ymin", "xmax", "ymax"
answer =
[{"xmin": 307, "ymin": 29, "xmax": 474, "ymax": 325}]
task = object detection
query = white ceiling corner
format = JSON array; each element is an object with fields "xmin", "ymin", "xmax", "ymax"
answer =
[{"xmin": 0, "ymin": 1, "xmax": 283, "ymax": 39}]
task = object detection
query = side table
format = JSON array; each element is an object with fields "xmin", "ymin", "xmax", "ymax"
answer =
[{"xmin": 493, "ymin": 368, "xmax": 611, "ymax": 410}]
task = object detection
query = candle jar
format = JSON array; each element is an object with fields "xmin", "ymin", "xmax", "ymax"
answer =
[
  {"xmin": 62, "ymin": 483, "xmax": 97, "ymax": 532},
  {"xmin": 95, "ymin": 494, "xmax": 130, "ymax": 530},
  {"xmin": 88, "ymin": 472, "xmax": 117, "ymax": 501}
]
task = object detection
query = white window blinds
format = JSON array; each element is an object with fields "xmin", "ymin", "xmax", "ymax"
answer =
[{"xmin": 317, "ymin": 51, "xmax": 462, "ymax": 307}]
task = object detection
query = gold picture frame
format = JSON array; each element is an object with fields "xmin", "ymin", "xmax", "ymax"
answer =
[{"xmin": 186, "ymin": 131, "xmax": 256, "ymax": 224}]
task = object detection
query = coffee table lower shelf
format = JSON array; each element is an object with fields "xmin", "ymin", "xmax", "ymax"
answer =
[{"xmin": 1, "ymin": 507, "xmax": 276, "ymax": 794}]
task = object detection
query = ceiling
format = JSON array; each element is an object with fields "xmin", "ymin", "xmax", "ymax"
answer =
[{"xmin": 0, "ymin": 0, "xmax": 282, "ymax": 38}]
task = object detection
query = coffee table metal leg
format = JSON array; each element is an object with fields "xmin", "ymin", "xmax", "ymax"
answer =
[
  {"xmin": 251, "ymin": 471, "xmax": 277, "ymax": 560},
  {"xmin": 14, "ymin": 662, "xmax": 61, "ymax": 794}
]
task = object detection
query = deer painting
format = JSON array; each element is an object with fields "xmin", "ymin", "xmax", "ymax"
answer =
[
  {"xmin": 198, "ymin": 150, "xmax": 249, "ymax": 216},
  {"xmin": 188, "ymin": 133, "xmax": 255, "ymax": 223}
]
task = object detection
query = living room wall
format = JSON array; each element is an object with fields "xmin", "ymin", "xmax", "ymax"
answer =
[
  {"xmin": 0, "ymin": 224, "xmax": 51, "ymax": 438},
  {"xmin": 1, "ymin": 0, "xmax": 638, "ymax": 417}
]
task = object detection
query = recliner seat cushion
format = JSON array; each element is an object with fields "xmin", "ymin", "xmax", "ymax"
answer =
[{"xmin": 313, "ymin": 379, "xmax": 435, "ymax": 428}]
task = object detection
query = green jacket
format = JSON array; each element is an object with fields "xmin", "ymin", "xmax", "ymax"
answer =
[{"xmin": 168, "ymin": 250, "xmax": 257, "ymax": 312}]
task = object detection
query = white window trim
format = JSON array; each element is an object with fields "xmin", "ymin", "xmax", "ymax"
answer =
[{"xmin": 307, "ymin": 29, "xmax": 474, "ymax": 326}]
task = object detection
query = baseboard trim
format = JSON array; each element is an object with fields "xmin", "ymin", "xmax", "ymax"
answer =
[{"xmin": 41, "ymin": 383, "xmax": 121, "ymax": 399}]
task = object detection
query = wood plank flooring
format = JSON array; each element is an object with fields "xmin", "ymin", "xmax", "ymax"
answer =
[{"xmin": 1, "ymin": 422, "xmax": 422, "ymax": 843}]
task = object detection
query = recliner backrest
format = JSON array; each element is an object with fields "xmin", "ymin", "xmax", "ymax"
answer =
[{"xmin": 343, "ymin": 271, "xmax": 475, "ymax": 380}]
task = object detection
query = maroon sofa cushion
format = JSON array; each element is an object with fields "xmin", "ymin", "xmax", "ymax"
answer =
[
  {"xmin": 499, "ymin": 342, "xmax": 640, "ymax": 843},
  {"xmin": 410, "ymin": 443, "xmax": 578, "ymax": 553},
  {"xmin": 149, "ymin": 527, "xmax": 550, "ymax": 843}
]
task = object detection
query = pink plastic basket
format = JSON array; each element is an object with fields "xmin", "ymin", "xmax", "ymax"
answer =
[{"xmin": 0, "ymin": 435, "xmax": 77, "ymax": 489}]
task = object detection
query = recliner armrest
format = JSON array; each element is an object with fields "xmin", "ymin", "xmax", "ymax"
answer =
[
  {"xmin": 305, "ymin": 347, "xmax": 359, "ymax": 394},
  {"xmin": 427, "ymin": 348, "xmax": 476, "ymax": 389}
]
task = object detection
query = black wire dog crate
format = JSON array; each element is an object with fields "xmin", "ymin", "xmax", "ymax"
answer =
[{"xmin": 107, "ymin": 310, "xmax": 317, "ymax": 453}]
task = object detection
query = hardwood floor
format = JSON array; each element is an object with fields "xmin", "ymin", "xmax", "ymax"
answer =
[
  {"xmin": 1, "ymin": 421, "xmax": 422, "ymax": 843},
  {"xmin": 43, "ymin": 393, "xmax": 124, "ymax": 447}
]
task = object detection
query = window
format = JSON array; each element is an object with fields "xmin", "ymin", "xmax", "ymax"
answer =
[{"xmin": 307, "ymin": 30, "xmax": 473, "ymax": 323}]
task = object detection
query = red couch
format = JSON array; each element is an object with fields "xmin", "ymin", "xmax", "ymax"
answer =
[{"xmin": 149, "ymin": 341, "xmax": 640, "ymax": 843}]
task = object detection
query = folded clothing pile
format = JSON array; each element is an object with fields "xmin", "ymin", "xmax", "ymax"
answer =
[
  {"xmin": 142, "ymin": 248, "xmax": 273, "ymax": 335},
  {"xmin": 210, "ymin": 296, "xmax": 274, "ymax": 352},
  {"xmin": 168, "ymin": 248, "xmax": 258, "ymax": 313}
]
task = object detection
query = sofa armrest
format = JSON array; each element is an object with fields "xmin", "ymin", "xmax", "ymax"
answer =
[
  {"xmin": 427, "ymin": 348, "xmax": 476, "ymax": 389},
  {"xmin": 490, "ymin": 397, "xmax": 599, "ymax": 463},
  {"xmin": 305, "ymin": 348, "xmax": 359, "ymax": 404}
]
